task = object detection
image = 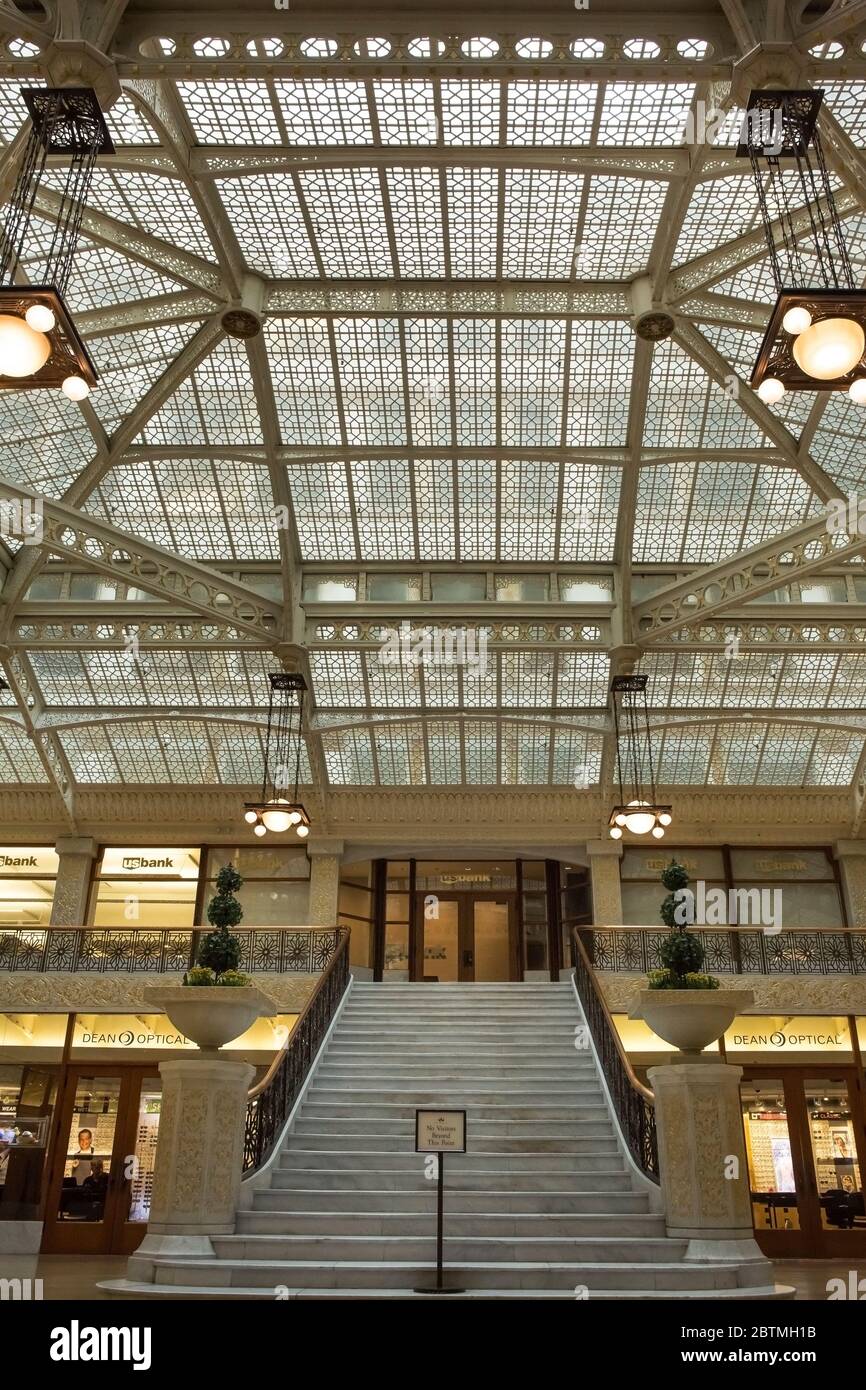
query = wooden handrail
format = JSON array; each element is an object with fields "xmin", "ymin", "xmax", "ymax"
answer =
[
  {"xmin": 248, "ymin": 927, "xmax": 349, "ymax": 1100},
  {"xmin": 572, "ymin": 929, "xmax": 653, "ymax": 1104}
]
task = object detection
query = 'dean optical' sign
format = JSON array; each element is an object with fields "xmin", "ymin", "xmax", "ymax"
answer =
[{"xmin": 0, "ymin": 846, "xmax": 59, "ymax": 875}]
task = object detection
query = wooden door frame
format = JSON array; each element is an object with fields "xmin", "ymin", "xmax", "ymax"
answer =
[
  {"xmin": 742, "ymin": 1064, "xmax": 866, "ymax": 1258},
  {"xmin": 41, "ymin": 1064, "xmax": 153, "ymax": 1256}
]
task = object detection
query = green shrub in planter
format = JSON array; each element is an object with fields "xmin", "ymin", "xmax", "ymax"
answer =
[
  {"xmin": 647, "ymin": 968, "xmax": 720, "ymax": 991},
  {"xmin": 192, "ymin": 864, "xmax": 245, "ymax": 982},
  {"xmin": 647, "ymin": 858, "xmax": 720, "ymax": 991},
  {"xmin": 183, "ymin": 965, "xmax": 215, "ymax": 986},
  {"xmin": 216, "ymin": 969, "xmax": 252, "ymax": 988}
]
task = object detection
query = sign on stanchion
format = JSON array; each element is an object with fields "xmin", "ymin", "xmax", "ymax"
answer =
[{"xmin": 414, "ymin": 1109, "xmax": 466, "ymax": 1295}]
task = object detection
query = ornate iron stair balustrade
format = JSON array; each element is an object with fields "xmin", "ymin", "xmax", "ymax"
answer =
[
  {"xmin": 571, "ymin": 928, "xmax": 659, "ymax": 1184},
  {"xmin": 0, "ymin": 925, "xmax": 343, "ymax": 974},
  {"xmin": 581, "ymin": 925, "xmax": 866, "ymax": 976},
  {"xmin": 243, "ymin": 927, "xmax": 350, "ymax": 1173}
]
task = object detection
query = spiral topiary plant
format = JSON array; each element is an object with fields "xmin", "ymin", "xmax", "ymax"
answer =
[
  {"xmin": 184, "ymin": 863, "xmax": 250, "ymax": 985},
  {"xmin": 648, "ymin": 858, "xmax": 719, "ymax": 991}
]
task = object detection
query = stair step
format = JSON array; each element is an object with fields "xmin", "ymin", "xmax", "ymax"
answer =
[
  {"xmin": 277, "ymin": 1150, "xmax": 622, "ymax": 1171},
  {"xmin": 145, "ymin": 1257, "xmax": 770, "ymax": 1294},
  {"xmin": 210, "ymin": 1234, "xmax": 688, "ymax": 1264},
  {"xmin": 300, "ymin": 1102, "xmax": 595, "ymax": 1121},
  {"xmin": 236, "ymin": 1211, "xmax": 665, "ymax": 1238},
  {"xmin": 267, "ymin": 1169, "xmax": 632, "ymax": 1192},
  {"xmin": 251, "ymin": 1189, "xmax": 651, "ymax": 1215},
  {"xmin": 308, "ymin": 1086, "xmax": 592, "ymax": 1100},
  {"xmin": 293, "ymin": 1119, "xmax": 611, "ymax": 1138},
  {"xmin": 104, "ymin": 1277, "xmax": 791, "ymax": 1301},
  {"xmin": 287, "ymin": 1133, "xmax": 614, "ymax": 1152}
]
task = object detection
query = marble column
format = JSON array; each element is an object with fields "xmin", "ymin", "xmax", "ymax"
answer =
[
  {"xmin": 307, "ymin": 837, "xmax": 344, "ymax": 926},
  {"xmin": 648, "ymin": 1060, "xmax": 769, "ymax": 1271},
  {"xmin": 50, "ymin": 836, "xmax": 98, "ymax": 925},
  {"xmin": 586, "ymin": 838, "xmax": 623, "ymax": 924},
  {"xmin": 127, "ymin": 1057, "xmax": 254, "ymax": 1281}
]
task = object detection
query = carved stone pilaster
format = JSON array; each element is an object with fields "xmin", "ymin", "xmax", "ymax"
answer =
[
  {"xmin": 587, "ymin": 839, "xmax": 623, "ymax": 925},
  {"xmin": 50, "ymin": 837, "xmax": 98, "ymax": 925},
  {"xmin": 308, "ymin": 840, "xmax": 343, "ymax": 927},
  {"xmin": 835, "ymin": 840, "xmax": 866, "ymax": 927}
]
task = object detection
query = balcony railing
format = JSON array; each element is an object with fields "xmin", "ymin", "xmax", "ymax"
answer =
[
  {"xmin": 0, "ymin": 925, "xmax": 343, "ymax": 974},
  {"xmin": 574, "ymin": 926, "xmax": 866, "ymax": 975}
]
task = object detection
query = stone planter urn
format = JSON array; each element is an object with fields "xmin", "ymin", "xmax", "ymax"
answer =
[
  {"xmin": 629, "ymin": 988, "xmax": 754, "ymax": 1058},
  {"xmin": 145, "ymin": 984, "xmax": 276, "ymax": 1053}
]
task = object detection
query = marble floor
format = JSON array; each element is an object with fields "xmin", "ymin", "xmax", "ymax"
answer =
[{"xmin": 0, "ymin": 1253, "xmax": 862, "ymax": 1300}]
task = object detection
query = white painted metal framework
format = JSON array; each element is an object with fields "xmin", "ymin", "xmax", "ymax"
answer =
[{"xmin": 1, "ymin": 1, "xmax": 866, "ymax": 834}]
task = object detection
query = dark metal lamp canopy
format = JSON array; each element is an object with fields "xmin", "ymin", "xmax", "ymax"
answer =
[
  {"xmin": 738, "ymin": 89, "xmax": 866, "ymax": 402},
  {"xmin": 243, "ymin": 673, "xmax": 310, "ymax": 839},
  {"xmin": 608, "ymin": 675, "xmax": 671, "ymax": 841},
  {"xmin": 0, "ymin": 87, "xmax": 113, "ymax": 398}
]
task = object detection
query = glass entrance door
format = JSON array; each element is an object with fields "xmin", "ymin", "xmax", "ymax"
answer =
[
  {"xmin": 417, "ymin": 893, "xmax": 516, "ymax": 981},
  {"xmin": 468, "ymin": 897, "xmax": 514, "ymax": 981},
  {"xmin": 42, "ymin": 1067, "xmax": 161, "ymax": 1255},
  {"xmin": 741, "ymin": 1067, "xmax": 866, "ymax": 1257}
]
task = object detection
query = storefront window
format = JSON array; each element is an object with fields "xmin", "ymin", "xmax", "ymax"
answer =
[
  {"xmin": 385, "ymin": 861, "xmax": 410, "ymax": 978},
  {"xmin": 521, "ymin": 861, "xmax": 548, "ymax": 973},
  {"xmin": 804, "ymin": 1078, "xmax": 864, "ymax": 1230},
  {"xmin": 0, "ymin": 1062, "xmax": 58, "ymax": 1222},
  {"xmin": 728, "ymin": 849, "xmax": 843, "ymax": 928},
  {"xmin": 90, "ymin": 847, "xmax": 200, "ymax": 928},
  {"xmin": 128, "ymin": 1077, "xmax": 160, "ymax": 1223},
  {"xmin": 0, "ymin": 845, "xmax": 59, "ymax": 927},
  {"xmin": 619, "ymin": 847, "xmax": 725, "ymax": 925},
  {"xmin": 741, "ymin": 1079, "xmax": 802, "ymax": 1234},
  {"xmin": 338, "ymin": 862, "xmax": 373, "ymax": 970},
  {"xmin": 200, "ymin": 846, "xmax": 309, "ymax": 926}
]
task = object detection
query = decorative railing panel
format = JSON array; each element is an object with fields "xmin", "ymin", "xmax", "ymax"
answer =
[
  {"xmin": 571, "ymin": 930, "xmax": 659, "ymax": 1184},
  {"xmin": 243, "ymin": 928, "xmax": 350, "ymax": 1173},
  {"xmin": 583, "ymin": 927, "xmax": 866, "ymax": 975},
  {"xmin": 0, "ymin": 926, "xmax": 342, "ymax": 974}
]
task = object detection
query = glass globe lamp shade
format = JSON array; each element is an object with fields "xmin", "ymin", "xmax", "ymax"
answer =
[
  {"xmin": 24, "ymin": 303, "xmax": 55, "ymax": 333},
  {"xmin": 261, "ymin": 798, "xmax": 293, "ymax": 832},
  {"xmin": 609, "ymin": 825, "xmax": 623, "ymax": 840},
  {"xmin": 622, "ymin": 800, "xmax": 657, "ymax": 835},
  {"xmin": 792, "ymin": 317, "xmax": 865, "ymax": 380},
  {"xmin": 243, "ymin": 808, "xmax": 258, "ymax": 825},
  {"xmin": 296, "ymin": 823, "xmax": 309, "ymax": 838},
  {"xmin": 614, "ymin": 812, "xmax": 627, "ymax": 828},
  {"xmin": 756, "ymin": 376, "xmax": 785, "ymax": 404},
  {"xmin": 782, "ymin": 305, "xmax": 811, "ymax": 335},
  {"xmin": 849, "ymin": 378, "xmax": 866, "ymax": 404},
  {"xmin": 61, "ymin": 374, "xmax": 90, "ymax": 401},
  {"xmin": 0, "ymin": 314, "xmax": 51, "ymax": 377},
  {"xmin": 287, "ymin": 810, "xmax": 301, "ymax": 826},
  {"xmin": 658, "ymin": 811, "xmax": 672, "ymax": 827},
  {"xmin": 651, "ymin": 825, "xmax": 665, "ymax": 839},
  {"xmin": 253, "ymin": 821, "xmax": 267, "ymax": 837}
]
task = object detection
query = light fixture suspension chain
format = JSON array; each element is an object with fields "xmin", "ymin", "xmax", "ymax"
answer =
[
  {"xmin": 45, "ymin": 136, "xmax": 99, "ymax": 296},
  {"xmin": 809, "ymin": 127, "xmax": 855, "ymax": 292},
  {"xmin": 749, "ymin": 147, "xmax": 786, "ymax": 293},
  {"xmin": 0, "ymin": 93, "xmax": 56, "ymax": 287}
]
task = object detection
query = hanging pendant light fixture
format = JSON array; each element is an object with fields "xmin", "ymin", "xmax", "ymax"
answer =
[
  {"xmin": 0, "ymin": 87, "xmax": 113, "ymax": 396},
  {"xmin": 737, "ymin": 89, "xmax": 866, "ymax": 400},
  {"xmin": 607, "ymin": 675, "xmax": 671, "ymax": 840},
  {"xmin": 243, "ymin": 673, "xmax": 311, "ymax": 839}
]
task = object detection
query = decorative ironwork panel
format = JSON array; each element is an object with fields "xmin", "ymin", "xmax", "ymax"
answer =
[
  {"xmin": 571, "ymin": 931, "xmax": 659, "ymax": 1184},
  {"xmin": 581, "ymin": 927, "xmax": 866, "ymax": 975},
  {"xmin": 0, "ymin": 930, "xmax": 47, "ymax": 971},
  {"xmin": 243, "ymin": 930, "xmax": 350, "ymax": 1173},
  {"xmin": 701, "ymin": 931, "xmax": 737, "ymax": 974}
]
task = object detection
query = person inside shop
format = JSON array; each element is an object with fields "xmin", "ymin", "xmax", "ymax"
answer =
[
  {"xmin": 81, "ymin": 1159, "xmax": 108, "ymax": 1220},
  {"xmin": 70, "ymin": 1128, "xmax": 95, "ymax": 1184}
]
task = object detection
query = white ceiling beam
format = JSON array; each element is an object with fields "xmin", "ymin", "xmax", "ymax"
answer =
[
  {"xmin": 797, "ymin": 0, "xmax": 866, "ymax": 46},
  {"xmin": 634, "ymin": 512, "xmax": 866, "ymax": 643},
  {"xmin": 0, "ymin": 481, "xmax": 281, "ymax": 642},
  {"xmin": 0, "ymin": 648, "xmax": 76, "ymax": 825},
  {"xmin": 672, "ymin": 320, "xmax": 840, "ymax": 501}
]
